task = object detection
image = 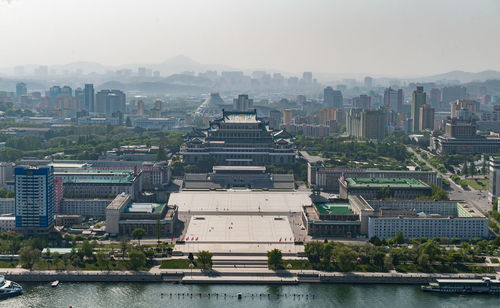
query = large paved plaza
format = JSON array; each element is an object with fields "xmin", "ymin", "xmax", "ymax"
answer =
[
  {"xmin": 184, "ymin": 215, "xmax": 296, "ymax": 243},
  {"xmin": 169, "ymin": 190, "xmax": 311, "ymax": 213}
]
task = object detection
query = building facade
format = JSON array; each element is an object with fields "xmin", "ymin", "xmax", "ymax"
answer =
[
  {"xmin": 181, "ymin": 109, "xmax": 295, "ymax": 166},
  {"xmin": 411, "ymin": 86, "xmax": 426, "ymax": 132},
  {"xmin": 15, "ymin": 165, "xmax": 54, "ymax": 232},
  {"xmin": 489, "ymin": 156, "xmax": 500, "ymax": 202},
  {"xmin": 339, "ymin": 177, "xmax": 432, "ymax": 200},
  {"xmin": 367, "ymin": 200, "xmax": 487, "ymax": 240},
  {"xmin": 308, "ymin": 163, "xmax": 441, "ymax": 192}
]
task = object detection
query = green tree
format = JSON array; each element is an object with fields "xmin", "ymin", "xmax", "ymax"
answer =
[
  {"xmin": 155, "ymin": 218, "xmax": 162, "ymax": 249},
  {"xmin": 267, "ymin": 249, "xmax": 283, "ymax": 270},
  {"xmin": 128, "ymin": 250, "xmax": 147, "ymax": 270},
  {"xmin": 417, "ymin": 253, "xmax": 430, "ymax": 268},
  {"xmin": 19, "ymin": 246, "xmax": 41, "ymax": 269},
  {"xmin": 79, "ymin": 239, "xmax": 94, "ymax": 259},
  {"xmin": 333, "ymin": 245, "xmax": 357, "ymax": 271},
  {"xmin": 394, "ymin": 231, "xmax": 405, "ymax": 244},
  {"xmin": 155, "ymin": 147, "xmax": 168, "ymax": 162},
  {"xmin": 304, "ymin": 241, "xmax": 323, "ymax": 264},
  {"xmin": 469, "ymin": 162, "xmax": 476, "ymax": 177},
  {"xmin": 461, "ymin": 161, "xmax": 469, "ymax": 177},
  {"xmin": 96, "ymin": 251, "xmax": 110, "ymax": 270},
  {"xmin": 120, "ymin": 237, "xmax": 129, "ymax": 259},
  {"xmin": 197, "ymin": 250, "xmax": 213, "ymax": 269},
  {"xmin": 482, "ymin": 156, "xmax": 489, "ymax": 175},
  {"xmin": 131, "ymin": 228, "xmax": 146, "ymax": 246},
  {"xmin": 125, "ymin": 116, "xmax": 132, "ymax": 127}
]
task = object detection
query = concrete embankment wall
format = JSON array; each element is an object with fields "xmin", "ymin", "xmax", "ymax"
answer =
[
  {"xmin": 4, "ymin": 271, "xmax": 163, "ymax": 283},
  {"xmin": 3, "ymin": 270, "xmax": 495, "ymax": 285}
]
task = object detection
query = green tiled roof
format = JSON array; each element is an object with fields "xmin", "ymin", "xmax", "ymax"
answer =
[
  {"xmin": 345, "ymin": 177, "xmax": 428, "ymax": 188},
  {"xmin": 315, "ymin": 203, "xmax": 353, "ymax": 215}
]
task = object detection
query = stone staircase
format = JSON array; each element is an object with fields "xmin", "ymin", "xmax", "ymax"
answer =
[{"xmin": 212, "ymin": 257, "xmax": 268, "ymax": 269}]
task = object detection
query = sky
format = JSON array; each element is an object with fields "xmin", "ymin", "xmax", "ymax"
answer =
[{"xmin": 0, "ymin": 0, "xmax": 499, "ymax": 76}]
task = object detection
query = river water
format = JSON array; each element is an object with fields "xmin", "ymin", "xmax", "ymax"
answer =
[{"xmin": 1, "ymin": 282, "xmax": 499, "ymax": 308}]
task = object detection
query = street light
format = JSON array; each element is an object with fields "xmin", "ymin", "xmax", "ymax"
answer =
[{"xmin": 189, "ymin": 262, "xmax": 194, "ymax": 278}]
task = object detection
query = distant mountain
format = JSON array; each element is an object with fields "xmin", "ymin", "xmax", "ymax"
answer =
[
  {"xmin": 51, "ymin": 61, "xmax": 115, "ymax": 74},
  {"xmin": 97, "ymin": 79, "xmax": 209, "ymax": 95},
  {"xmin": 149, "ymin": 55, "xmax": 233, "ymax": 76},
  {"xmin": 416, "ymin": 70, "xmax": 500, "ymax": 83}
]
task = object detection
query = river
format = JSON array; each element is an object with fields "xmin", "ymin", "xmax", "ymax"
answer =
[{"xmin": 1, "ymin": 282, "xmax": 498, "ymax": 307}]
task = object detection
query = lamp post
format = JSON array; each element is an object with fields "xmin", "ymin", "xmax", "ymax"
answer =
[{"xmin": 189, "ymin": 262, "xmax": 194, "ymax": 278}]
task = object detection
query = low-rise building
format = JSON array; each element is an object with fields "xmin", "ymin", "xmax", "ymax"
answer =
[
  {"xmin": 106, "ymin": 193, "xmax": 178, "ymax": 236},
  {"xmin": 302, "ymin": 196, "xmax": 372, "ymax": 238},
  {"xmin": 366, "ymin": 199, "xmax": 488, "ymax": 240},
  {"xmin": 0, "ymin": 198, "xmax": 14, "ymax": 214},
  {"xmin": 183, "ymin": 166, "xmax": 294, "ymax": 190},
  {"xmin": 59, "ymin": 198, "xmax": 112, "ymax": 218},
  {"xmin": 62, "ymin": 171, "xmax": 142, "ymax": 199},
  {"xmin": 55, "ymin": 215, "xmax": 83, "ymax": 228},
  {"xmin": 302, "ymin": 196, "xmax": 488, "ymax": 240},
  {"xmin": 0, "ymin": 215, "xmax": 15, "ymax": 232},
  {"xmin": 339, "ymin": 177, "xmax": 432, "ymax": 199},
  {"xmin": 307, "ymin": 162, "xmax": 440, "ymax": 192}
]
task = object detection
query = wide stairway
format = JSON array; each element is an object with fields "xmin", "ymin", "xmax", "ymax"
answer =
[{"xmin": 212, "ymin": 256, "xmax": 268, "ymax": 269}]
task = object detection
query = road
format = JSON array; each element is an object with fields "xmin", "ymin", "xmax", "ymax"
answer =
[{"xmin": 407, "ymin": 146, "xmax": 491, "ymax": 214}]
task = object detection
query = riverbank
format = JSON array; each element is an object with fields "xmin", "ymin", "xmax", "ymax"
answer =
[{"xmin": 2, "ymin": 267, "xmax": 497, "ymax": 285}]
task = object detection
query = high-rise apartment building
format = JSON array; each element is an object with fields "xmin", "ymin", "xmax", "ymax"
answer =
[
  {"xmin": 411, "ymin": 86, "xmax": 426, "ymax": 132},
  {"xmin": 283, "ymin": 109, "xmax": 293, "ymax": 125},
  {"xmin": 346, "ymin": 108, "xmax": 387, "ymax": 141},
  {"xmin": 451, "ymin": 99, "xmax": 477, "ymax": 119},
  {"xmin": 15, "ymin": 165, "xmax": 54, "ymax": 233},
  {"xmin": 383, "ymin": 88, "xmax": 398, "ymax": 111},
  {"xmin": 419, "ymin": 103, "xmax": 435, "ymax": 131},
  {"xmin": 442, "ymin": 86, "xmax": 467, "ymax": 104},
  {"xmin": 233, "ymin": 94, "xmax": 253, "ymax": 111},
  {"xmin": 364, "ymin": 76, "xmax": 373, "ymax": 88},
  {"xmin": 15, "ymin": 82, "xmax": 27, "ymax": 99},
  {"xmin": 353, "ymin": 94, "xmax": 371, "ymax": 109},
  {"xmin": 430, "ymin": 88, "xmax": 441, "ymax": 108},
  {"xmin": 302, "ymin": 72, "xmax": 313, "ymax": 84},
  {"xmin": 324, "ymin": 86, "xmax": 334, "ymax": 106},
  {"xmin": 397, "ymin": 89, "xmax": 404, "ymax": 113},
  {"xmin": 96, "ymin": 90, "xmax": 126, "ymax": 116},
  {"xmin": 84, "ymin": 84, "xmax": 95, "ymax": 112},
  {"xmin": 325, "ymin": 90, "xmax": 343, "ymax": 108}
]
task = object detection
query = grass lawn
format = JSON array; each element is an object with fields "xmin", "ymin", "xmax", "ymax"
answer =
[
  {"xmin": 281, "ymin": 259, "xmax": 312, "ymax": 270},
  {"xmin": 462, "ymin": 178, "xmax": 489, "ymax": 190},
  {"xmin": 160, "ymin": 259, "xmax": 196, "ymax": 269},
  {"xmin": 395, "ymin": 263, "xmax": 496, "ymax": 274},
  {"xmin": 0, "ymin": 260, "xmax": 18, "ymax": 268}
]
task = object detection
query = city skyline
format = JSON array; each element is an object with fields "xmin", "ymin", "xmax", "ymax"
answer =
[{"xmin": 0, "ymin": 0, "xmax": 499, "ymax": 76}]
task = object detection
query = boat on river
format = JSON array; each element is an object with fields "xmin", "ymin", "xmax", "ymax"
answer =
[
  {"xmin": 421, "ymin": 277, "xmax": 500, "ymax": 295},
  {"xmin": 0, "ymin": 275, "xmax": 23, "ymax": 299}
]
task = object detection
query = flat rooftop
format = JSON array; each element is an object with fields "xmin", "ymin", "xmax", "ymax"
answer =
[
  {"xmin": 224, "ymin": 113, "xmax": 258, "ymax": 123},
  {"xmin": 315, "ymin": 203, "xmax": 353, "ymax": 215},
  {"xmin": 168, "ymin": 191, "xmax": 311, "ymax": 213},
  {"xmin": 345, "ymin": 177, "xmax": 429, "ymax": 188},
  {"xmin": 107, "ymin": 193, "xmax": 131, "ymax": 210},
  {"xmin": 126, "ymin": 203, "xmax": 164, "ymax": 214},
  {"xmin": 213, "ymin": 166, "xmax": 266, "ymax": 172},
  {"xmin": 66, "ymin": 175, "xmax": 134, "ymax": 184}
]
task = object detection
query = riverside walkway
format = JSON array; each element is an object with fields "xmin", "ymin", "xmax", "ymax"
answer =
[{"xmin": 2, "ymin": 266, "xmax": 497, "ymax": 285}]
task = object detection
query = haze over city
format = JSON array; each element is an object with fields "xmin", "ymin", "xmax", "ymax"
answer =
[
  {"xmin": 1, "ymin": 0, "xmax": 499, "ymax": 76},
  {"xmin": 1, "ymin": 0, "xmax": 500, "ymax": 306}
]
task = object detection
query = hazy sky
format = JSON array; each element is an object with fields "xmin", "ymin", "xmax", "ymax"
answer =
[{"xmin": 1, "ymin": 0, "xmax": 499, "ymax": 76}]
